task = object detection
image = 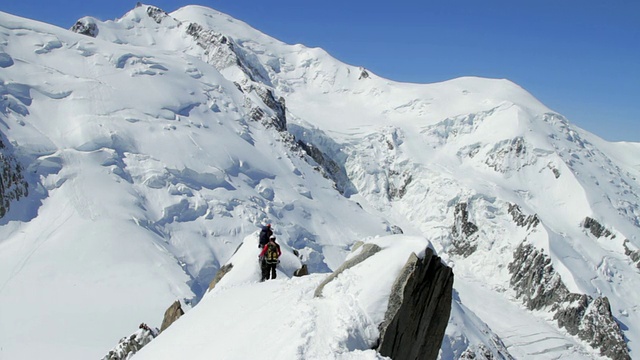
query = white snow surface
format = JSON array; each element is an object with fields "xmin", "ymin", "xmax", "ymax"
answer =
[
  {"xmin": 135, "ymin": 235, "xmax": 428, "ymax": 360},
  {"xmin": 0, "ymin": 4, "xmax": 639, "ymax": 359}
]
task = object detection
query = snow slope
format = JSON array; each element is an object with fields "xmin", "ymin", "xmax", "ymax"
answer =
[
  {"xmin": 0, "ymin": 8, "xmax": 390, "ymax": 359},
  {"xmin": 135, "ymin": 235, "xmax": 430, "ymax": 360},
  {"xmin": 1, "ymin": 4, "xmax": 639, "ymax": 359}
]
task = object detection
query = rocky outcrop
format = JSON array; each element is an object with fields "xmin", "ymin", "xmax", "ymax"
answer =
[
  {"xmin": 509, "ymin": 242, "xmax": 630, "ymax": 359},
  {"xmin": 508, "ymin": 203, "xmax": 540, "ymax": 230},
  {"xmin": 314, "ymin": 243, "xmax": 382, "ymax": 297},
  {"xmin": 377, "ymin": 248, "xmax": 454, "ymax": 360},
  {"xmin": 358, "ymin": 67, "xmax": 370, "ymax": 80},
  {"xmin": 583, "ymin": 217, "xmax": 614, "ymax": 239},
  {"xmin": 297, "ymin": 140, "xmax": 352, "ymax": 194},
  {"xmin": 451, "ymin": 202, "xmax": 479, "ymax": 257},
  {"xmin": 485, "ymin": 137, "xmax": 532, "ymax": 173},
  {"xmin": 207, "ymin": 263, "xmax": 234, "ymax": 292},
  {"xmin": 623, "ymin": 240, "xmax": 640, "ymax": 269},
  {"xmin": 160, "ymin": 301, "xmax": 184, "ymax": 332},
  {"xmin": 509, "ymin": 243, "xmax": 568, "ymax": 310},
  {"xmin": 184, "ymin": 21, "xmax": 288, "ymax": 134},
  {"xmin": 146, "ymin": 6, "xmax": 169, "ymax": 24},
  {"xmin": 185, "ymin": 23, "xmax": 270, "ymax": 85},
  {"xmin": 387, "ymin": 169, "xmax": 412, "ymax": 200},
  {"xmin": 254, "ymin": 87, "xmax": 286, "ymax": 131},
  {"xmin": 459, "ymin": 344, "xmax": 508, "ymax": 360},
  {"xmin": 70, "ymin": 19, "xmax": 99, "ymax": 37},
  {"xmin": 554, "ymin": 295, "xmax": 629, "ymax": 360},
  {"xmin": 102, "ymin": 323, "xmax": 158, "ymax": 360},
  {"xmin": 0, "ymin": 136, "xmax": 28, "ymax": 218},
  {"xmin": 293, "ymin": 264, "xmax": 309, "ymax": 277}
]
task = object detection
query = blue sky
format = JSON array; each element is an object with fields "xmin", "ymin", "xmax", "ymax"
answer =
[{"xmin": 3, "ymin": 1, "xmax": 639, "ymax": 142}]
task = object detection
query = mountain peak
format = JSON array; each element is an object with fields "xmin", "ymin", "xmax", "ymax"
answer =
[{"xmin": 1, "ymin": 4, "xmax": 639, "ymax": 359}]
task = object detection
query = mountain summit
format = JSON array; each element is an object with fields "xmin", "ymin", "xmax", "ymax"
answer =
[{"xmin": 0, "ymin": 4, "xmax": 638, "ymax": 359}]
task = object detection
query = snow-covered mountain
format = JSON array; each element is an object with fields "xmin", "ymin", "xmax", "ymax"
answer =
[{"xmin": 1, "ymin": 4, "xmax": 638, "ymax": 359}]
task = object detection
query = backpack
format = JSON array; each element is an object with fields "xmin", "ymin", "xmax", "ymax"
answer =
[{"xmin": 265, "ymin": 242, "xmax": 279, "ymax": 264}]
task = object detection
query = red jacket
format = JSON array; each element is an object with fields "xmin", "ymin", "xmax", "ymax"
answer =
[{"xmin": 259, "ymin": 241, "xmax": 281, "ymax": 258}]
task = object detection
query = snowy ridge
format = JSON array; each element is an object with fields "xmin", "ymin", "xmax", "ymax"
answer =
[
  {"xmin": 0, "ymin": 4, "xmax": 639, "ymax": 359},
  {"xmin": 134, "ymin": 235, "xmax": 432, "ymax": 360}
]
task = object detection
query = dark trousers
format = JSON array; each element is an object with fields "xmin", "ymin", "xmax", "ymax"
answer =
[{"xmin": 261, "ymin": 261, "xmax": 277, "ymax": 281}]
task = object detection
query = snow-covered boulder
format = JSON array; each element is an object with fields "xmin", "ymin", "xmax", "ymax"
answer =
[{"xmin": 70, "ymin": 17, "xmax": 99, "ymax": 37}]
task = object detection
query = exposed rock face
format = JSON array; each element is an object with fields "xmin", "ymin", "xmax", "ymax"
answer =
[
  {"xmin": 207, "ymin": 263, "xmax": 234, "ymax": 292},
  {"xmin": 102, "ymin": 323, "xmax": 158, "ymax": 360},
  {"xmin": 184, "ymin": 22, "xmax": 287, "ymax": 133},
  {"xmin": 314, "ymin": 243, "xmax": 382, "ymax": 298},
  {"xmin": 377, "ymin": 248, "xmax": 454, "ymax": 360},
  {"xmin": 146, "ymin": 6, "xmax": 169, "ymax": 24},
  {"xmin": 509, "ymin": 243, "xmax": 568, "ymax": 310},
  {"xmin": 459, "ymin": 345, "xmax": 498, "ymax": 360},
  {"xmin": 507, "ymin": 203, "xmax": 540, "ymax": 230},
  {"xmin": 583, "ymin": 216, "xmax": 614, "ymax": 239},
  {"xmin": 297, "ymin": 140, "xmax": 352, "ymax": 194},
  {"xmin": 484, "ymin": 137, "xmax": 536, "ymax": 173},
  {"xmin": 185, "ymin": 22, "xmax": 270, "ymax": 84},
  {"xmin": 387, "ymin": 169, "xmax": 412, "ymax": 200},
  {"xmin": 554, "ymin": 295, "xmax": 629, "ymax": 360},
  {"xmin": 0, "ymin": 136, "xmax": 28, "ymax": 218},
  {"xmin": 255, "ymin": 87, "xmax": 286, "ymax": 132},
  {"xmin": 623, "ymin": 240, "xmax": 640, "ymax": 269},
  {"xmin": 70, "ymin": 19, "xmax": 99, "ymax": 37},
  {"xmin": 509, "ymin": 242, "xmax": 630, "ymax": 359},
  {"xmin": 160, "ymin": 300, "xmax": 184, "ymax": 332},
  {"xmin": 451, "ymin": 202, "xmax": 479, "ymax": 257}
]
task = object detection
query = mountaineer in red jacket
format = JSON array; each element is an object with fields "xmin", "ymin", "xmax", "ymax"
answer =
[{"xmin": 259, "ymin": 235, "xmax": 281, "ymax": 281}]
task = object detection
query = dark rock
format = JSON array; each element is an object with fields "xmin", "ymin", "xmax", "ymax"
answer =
[
  {"xmin": 451, "ymin": 202, "xmax": 478, "ymax": 257},
  {"xmin": 0, "ymin": 135, "xmax": 29, "ymax": 218},
  {"xmin": 623, "ymin": 240, "xmax": 640, "ymax": 268},
  {"xmin": 554, "ymin": 296, "xmax": 630, "ymax": 360},
  {"xmin": 390, "ymin": 225, "xmax": 404, "ymax": 234},
  {"xmin": 484, "ymin": 137, "xmax": 533, "ymax": 173},
  {"xmin": 459, "ymin": 345, "xmax": 496, "ymax": 359},
  {"xmin": 255, "ymin": 88, "xmax": 286, "ymax": 131},
  {"xmin": 293, "ymin": 264, "xmax": 309, "ymax": 277},
  {"xmin": 583, "ymin": 217, "xmax": 614, "ymax": 239},
  {"xmin": 314, "ymin": 243, "xmax": 382, "ymax": 297},
  {"xmin": 185, "ymin": 22, "xmax": 270, "ymax": 84},
  {"xmin": 207, "ymin": 263, "xmax": 234, "ymax": 292},
  {"xmin": 296, "ymin": 139, "xmax": 356, "ymax": 196},
  {"xmin": 387, "ymin": 169, "xmax": 413, "ymax": 200},
  {"xmin": 160, "ymin": 300, "xmax": 184, "ymax": 332},
  {"xmin": 102, "ymin": 324, "xmax": 158, "ymax": 359},
  {"xmin": 146, "ymin": 6, "xmax": 169, "ymax": 24},
  {"xmin": 358, "ymin": 67, "xmax": 370, "ymax": 80},
  {"xmin": 509, "ymin": 242, "xmax": 569, "ymax": 310},
  {"xmin": 377, "ymin": 248, "xmax": 454, "ymax": 360},
  {"xmin": 507, "ymin": 203, "xmax": 540, "ymax": 230},
  {"xmin": 510, "ymin": 242, "xmax": 630, "ymax": 359},
  {"xmin": 547, "ymin": 164, "xmax": 561, "ymax": 178},
  {"xmin": 70, "ymin": 19, "xmax": 99, "ymax": 37}
]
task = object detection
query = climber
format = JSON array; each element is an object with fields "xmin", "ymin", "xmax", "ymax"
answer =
[
  {"xmin": 258, "ymin": 223, "xmax": 273, "ymax": 248},
  {"xmin": 259, "ymin": 235, "xmax": 281, "ymax": 281}
]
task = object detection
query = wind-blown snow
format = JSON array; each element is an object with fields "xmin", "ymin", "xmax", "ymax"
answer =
[{"xmin": 0, "ymin": 4, "xmax": 639, "ymax": 359}]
